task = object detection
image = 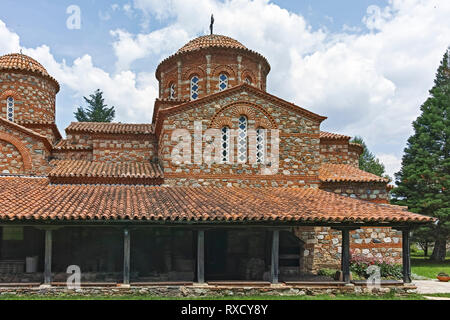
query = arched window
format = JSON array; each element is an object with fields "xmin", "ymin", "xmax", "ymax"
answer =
[
  {"xmin": 190, "ymin": 76, "xmax": 199, "ymax": 100},
  {"xmin": 256, "ymin": 127, "xmax": 265, "ymax": 164},
  {"xmin": 6, "ymin": 97, "xmax": 14, "ymax": 122},
  {"xmin": 244, "ymin": 77, "xmax": 252, "ymax": 85},
  {"xmin": 221, "ymin": 126, "xmax": 230, "ymax": 163},
  {"xmin": 219, "ymin": 73, "xmax": 228, "ymax": 91},
  {"xmin": 169, "ymin": 83, "xmax": 176, "ymax": 100},
  {"xmin": 238, "ymin": 115, "xmax": 247, "ymax": 163}
]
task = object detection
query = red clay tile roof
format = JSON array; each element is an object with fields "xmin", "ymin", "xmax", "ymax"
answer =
[
  {"xmin": 66, "ymin": 122, "xmax": 154, "ymax": 135},
  {"xmin": 53, "ymin": 139, "xmax": 92, "ymax": 151},
  {"xmin": 177, "ymin": 35, "xmax": 247, "ymax": 54},
  {"xmin": 320, "ymin": 164, "xmax": 388, "ymax": 183},
  {"xmin": 48, "ymin": 160, "xmax": 163, "ymax": 185},
  {"xmin": 0, "ymin": 53, "xmax": 60, "ymax": 92},
  {"xmin": 0, "ymin": 176, "xmax": 432, "ymax": 224},
  {"xmin": 320, "ymin": 131, "xmax": 351, "ymax": 140}
]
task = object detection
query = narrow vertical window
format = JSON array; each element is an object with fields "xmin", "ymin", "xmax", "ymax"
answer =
[
  {"xmin": 256, "ymin": 127, "xmax": 265, "ymax": 164},
  {"xmin": 238, "ymin": 115, "xmax": 247, "ymax": 163},
  {"xmin": 221, "ymin": 126, "xmax": 230, "ymax": 163},
  {"xmin": 190, "ymin": 76, "xmax": 199, "ymax": 100},
  {"xmin": 169, "ymin": 83, "xmax": 176, "ymax": 100},
  {"xmin": 218, "ymin": 73, "xmax": 228, "ymax": 91},
  {"xmin": 6, "ymin": 97, "xmax": 14, "ymax": 122},
  {"xmin": 244, "ymin": 77, "xmax": 252, "ymax": 85}
]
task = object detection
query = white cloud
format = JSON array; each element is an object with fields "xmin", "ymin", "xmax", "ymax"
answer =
[
  {"xmin": 0, "ymin": 0, "xmax": 449, "ymax": 173},
  {"xmin": 378, "ymin": 153, "xmax": 403, "ymax": 180}
]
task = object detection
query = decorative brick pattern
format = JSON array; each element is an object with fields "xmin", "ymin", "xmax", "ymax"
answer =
[{"xmin": 0, "ymin": 139, "xmax": 24, "ymax": 174}]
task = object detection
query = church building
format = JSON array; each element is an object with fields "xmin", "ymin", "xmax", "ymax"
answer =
[{"xmin": 0, "ymin": 34, "xmax": 432, "ymax": 287}]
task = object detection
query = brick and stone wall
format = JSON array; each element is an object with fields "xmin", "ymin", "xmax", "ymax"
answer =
[
  {"xmin": 0, "ymin": 139, "xmax": 23, "ymax": 174},
  {"xmin": 157, "ymin": 48, "xmax": 269, "ymax": 101},
  {"xmin": 159, "ymin": 89, "xmax": 322, "ymax": 187},
  {"xmin": 0, "ymin": 72, "xmax": 57, "ymax": 123},
  {"xmin": 320, "ymin": 140, "xmax": 359, "ymax": 166},
  {"xmin": 0, "ymin": 123, "xmax": 51, "ymax": 175},
  {"xmin": 320, "ymin": 182, "xmax": 389, "ymax": 203},
  {"xmin": 92, "ymin": 135, "xmax": 156, "ymax": 163}
]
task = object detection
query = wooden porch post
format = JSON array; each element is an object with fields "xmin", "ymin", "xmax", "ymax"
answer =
[
  {"xmin": 341, "ymin": 228, "xmax": 351, "ymax": 283},
  {"xmin": 197, "ymin": 230, "xmax": 205, "ymax": 284},
  {"xmin": 123, "ymin": 228, "xmax": 131, "ymax": 285},
  {"xmin": 271, "ymin": 229, "xmax": 279, "ymax": 284},
  {"xmin": 402, "ymin": 228, "xmax": 412, "ymax": 283},
  {"xmin": 44, "ymin": 228, "xmax": 53, "ymax": 285}
]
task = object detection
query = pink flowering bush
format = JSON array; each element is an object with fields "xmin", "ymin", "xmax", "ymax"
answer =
[{"xmin": 350, "ymin": 253, "xmax": 403, "ymax": 280}]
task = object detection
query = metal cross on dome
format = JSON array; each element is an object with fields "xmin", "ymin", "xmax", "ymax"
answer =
[{"xmin": 210, "ymin": 14, "xmax": 214, "ymax": 35}]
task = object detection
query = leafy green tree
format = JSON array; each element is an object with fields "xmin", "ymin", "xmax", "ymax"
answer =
[
  {"xmin": 351, "ymin": 136, "xmax": 387, "ymax": 178},
  {"xmin": 391, "ymin": 49, "xmax": 450, "ymax": 262},
  {"xmin": 74, "ymin": 89, "xmax": 115, "ymax": 122}
]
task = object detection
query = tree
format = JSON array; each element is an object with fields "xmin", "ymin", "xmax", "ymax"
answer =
[
  {"xmin": 391, "ymin": 49, "xmax": 450, "ymax": 262},
  {"xmin": 350, "ymin": 136, "xmax": 387, "ymax": 178},
  {"xmin": 74, "ymin": 89, "xmax": 115, "ymax": 122}
]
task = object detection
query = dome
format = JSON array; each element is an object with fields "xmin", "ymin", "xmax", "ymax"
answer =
[
  {"xmin": 0, "ymin": 53, "xmax": 50, "ymax": 77},
  {"xmin": 177, "ymin": 35, "xmax": 247, "ymax": 54},
  {"xmin": 0, "ymin": 53, "xmax": 59, "ymax": 92}
]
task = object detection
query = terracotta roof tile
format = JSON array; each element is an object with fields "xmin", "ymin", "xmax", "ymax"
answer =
[
  {"xmin": 66, "ymin": 122, "xmax": 154, "ymax": 135},
  {"xmin": 53, "ymin": 140, "xmax": 92, "ymax": 151},
  {"xmin": 320, "ymin": 164, "xmax": 388, "ymax": 183},
  {"xmin": 0, "ymin": 53, "xmax": 60, "ymax": 91},
  {"xmin": 0, "ymin": 177, "xmax": 433, "ymax": 224},
  {"xmin": 320, "ymin": 131, "xmax": 351, "ymax": 140},
  {"xmin": 177, "ymin": 35, "xmax": 247, "ymax": 54},
  {"xmin": 48, "ymin": 160, "xmax": 163, "ymax": 184}
]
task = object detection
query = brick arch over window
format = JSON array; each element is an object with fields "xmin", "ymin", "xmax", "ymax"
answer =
[
  {"xmin": 209, "ymin": 101, "xmax": 278, "ymax": 129},
  {"xmin": 0, "ymin": 90, "xmax": 20, "ymax": 100},
  {"xmin": 182, "ymin": 66, "xmax": 206, "ymax": 81},
  {"xmin": 241, "ymin": 70, "xmax": 256, "ymax": 84},
  {"xmin": 212, "ymin": 65, "xmax": 237, "ymax": 80},
  {"xmin": 0, "ymin": 132, "xmax": 33, "ymax": 172}
]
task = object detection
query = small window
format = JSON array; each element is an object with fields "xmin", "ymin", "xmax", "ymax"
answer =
[
  {"xmin": 190, "ymin": 76, "xmax": 199, "ymax": 100},
  {"xmin": 256, "ymin": 128, "xmax": 266, "ymax": 164},
  {"xmin": 238, "ymin": 116, "xmax": 247, "ymax": 163},
  {"xmin": 169, "ymin": 83, "xmax": 176, "ymax": 100},
  {"xmin": 6, "ymin": 96, "xmax": 14, "ymax": 122},
  {"xmin": 219, "ymin": 73, "xmax": 228, "ymax": 91},
  {"xmin": 244, "ymin": 77, "xmax": 252, "ymax": 85},
  {"xmin": 221, "ymin": 126, "xmax": 230, "ymax": 163}
]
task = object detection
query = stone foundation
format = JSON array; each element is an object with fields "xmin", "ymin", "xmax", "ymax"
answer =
[{"xmin": 0, "ymin": 283, "xmax": 417, "ymax": 297}]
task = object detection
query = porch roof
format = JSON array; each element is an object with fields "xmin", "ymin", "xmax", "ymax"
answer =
[{"xmin": 0, "ymin": 176, "xmax": 433, "ymax": 225}]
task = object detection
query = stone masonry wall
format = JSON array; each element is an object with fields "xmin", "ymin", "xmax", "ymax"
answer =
[
  {"xmin": 159, "ymin": 89, "xmax": 322, "ymax": 188},
  {"xmin": 0, "ymin": 139, "xmax": 23, "ymax": 174},
  {"xmin": 0, "ymin": 123, "xmax": 50, "ymax": 175},
  {"xmin": 92, "ymin": 135, "xmax": 156, "ymax": 163},
  {"xmin": 0, "ymin": 72, "xmax": 57, "ymax": 123},
  {"xmin": 320, "ymin": 140, "xmax": 358, "ymax": 166}
]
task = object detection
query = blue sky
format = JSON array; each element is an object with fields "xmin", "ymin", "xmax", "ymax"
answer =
[{"xmin": 0, "ymin": 0, "xmax": 449, "ymax": 178}]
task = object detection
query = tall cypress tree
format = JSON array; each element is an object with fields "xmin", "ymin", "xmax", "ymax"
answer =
[
  {"xmin": 392, "ymin": 49, "xmax": 450, "ymax": 262},
  {"xmin": 74, "ymin": 89, "xmax": 115, "ymax": 122}
]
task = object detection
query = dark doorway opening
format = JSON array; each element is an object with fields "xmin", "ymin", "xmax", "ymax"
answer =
[{"xmin": 205, "ymin": 230, "xmax": 228, "ymax": 280}]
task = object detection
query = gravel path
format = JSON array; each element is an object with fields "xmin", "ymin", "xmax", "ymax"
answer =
[{"xmin": 413, "ymin": 280, "xmax": 450, "ymax": 294}]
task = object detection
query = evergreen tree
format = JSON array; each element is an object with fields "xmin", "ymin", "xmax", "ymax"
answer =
[
  {"xmin": 392, "ymin": 49, "xmax": 450, "ymax": 262},
  {"xmin": 351, "ymin": 136, "xmax": 387, "ymax": 178},
  {"xmin": 74, "ymin": 89, "xmax": 115, "ymax": 122}
]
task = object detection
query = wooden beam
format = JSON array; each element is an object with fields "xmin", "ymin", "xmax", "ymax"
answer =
[
  {"xmin": 271, "ymin": 229, "xmax": 279, "ymax": 284},
  {"xmin": 402, "ymin": 228, "xmax": 412, "ymax": 283},
  {"xmin": 197, "ymin": 230, "xmax": 205, "ymax": 284},
  {"xmin": 341, "ymin": 228, "xmax": 350, "ymax": 283},
  {"xmin": 123, "ymin": 228, "xmax": 131, "ymax": 285},
  {"xmin": 44, "ymin": 229, "xmax": 52, "ymax": 285}
]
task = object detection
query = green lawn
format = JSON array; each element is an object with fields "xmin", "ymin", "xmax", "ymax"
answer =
[
  {"xmin": 0, "ymin": 293, "xmax": 427, "ymax": 300},
  {"xmin": 411, "ymin": 251, "xmax": 450, "ymax": 279}
]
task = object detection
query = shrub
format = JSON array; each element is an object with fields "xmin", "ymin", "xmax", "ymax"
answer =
[
  {"xmin": 317, "ymin": 268, "xmax": 338, "ymax": 278},
  {"xmin": 350, "ymin": 255, "xmax": 403, "ymax": 280}
]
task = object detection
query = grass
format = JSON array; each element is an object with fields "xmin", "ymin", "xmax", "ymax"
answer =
[
  {"xmin": 411, "ymin": 250, "xmax": 450, "ymax": 279},
  {"xmin": 0, "ymin": 293, "xmax": 427, "ymax": 300}
]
